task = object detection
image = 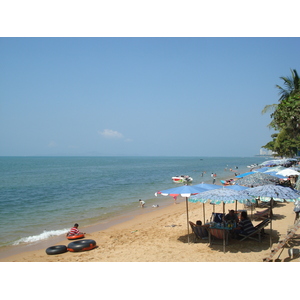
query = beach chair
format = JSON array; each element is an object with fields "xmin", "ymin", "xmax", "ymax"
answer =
[
  {"xmin": 189, "ymin": 221, "xmax": 209, "ymax": 243},
  {"xmin": 253, "ymin": 208, "xmax": 272, "ymax": 221},
  {"xmin": 239, "ymin": 218, "xmax": 271, "ymax": 242}
]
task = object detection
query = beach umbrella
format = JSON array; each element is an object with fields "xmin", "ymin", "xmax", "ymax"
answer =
[
  {"xmin": 189, "ymin": 188, "xmax": 254, "ymax": 253},
  {"xmin": 235, "ymin": 171, "xmax": 255, "ymax": 178},
  {"xmin": 155, "ymin": 185, "xmax": 208, "ymax": 243},
  {"xmin": 224, "ymin": 185, "xmax": 249, "ymax": 191},
  {"xmin": 235, "ymin": 172, "xmax": 280, "ymax": 187},
  {"xmin": 264, "ymin": 166, "xmax": 286, "ymax": 173},
  {"xmin": 192, "ymin": 183, "xmax": 223, "ymax": 223},
  {"xmin": 189, "ymin": 188, "xmax": 253, "ymax": 205},
  {"xmin": 193, "ymin": 183, "xmax": 223, "ymax": 190},
  {"xmin": 240, "ymin": 184, "xmax": 300, "ymax": 247},
  {"xmin": 242, "ymin": 184, "xmax": 300, "ymax": 203},
  {"xmin": 254, "ymin": 167, "xmax": 271, "ymax": 173},
  {"xmin": 225, "ymin": 185, "xmax": 249, "ymax": 211},
  {"xmin": 264, "ymin": 171, "xmax": 287, "ymax": 179},
  {"xmin": 276, "ymin": 168, "xmax": 300, "ymax": 176}
]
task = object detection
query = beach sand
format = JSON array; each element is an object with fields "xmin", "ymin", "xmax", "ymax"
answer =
[{"xmin": 2, "ymin": 195, "xmax": 300, "ymax": 262}]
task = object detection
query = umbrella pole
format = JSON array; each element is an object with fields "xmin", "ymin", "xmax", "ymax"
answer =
[
  {"xmin": 185, "ymin": 198, "xmax": 190, "ymax": 243},
  {"xmin": 269, "ymin": 198, "xmax": 273, "ymax": 249},
  {"xmin": 203, "ymin": 203, "xmax": 205, "ymax": 223}
]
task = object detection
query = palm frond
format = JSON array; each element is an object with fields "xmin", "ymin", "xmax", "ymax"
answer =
[{"xmin": 261, "ymin": 104, "xmax": 277, "ymax": 115}]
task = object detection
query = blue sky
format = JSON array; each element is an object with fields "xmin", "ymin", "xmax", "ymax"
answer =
[{"xmin": 1, "ymin": 37, "xmax": 300, "ymax": 156}]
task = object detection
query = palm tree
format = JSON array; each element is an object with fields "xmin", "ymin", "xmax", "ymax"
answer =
[
  {"xmin": 262, "ymin": 69, "xmax": 300, "ymax": 157},
  {"xmin": 262, "ymin": 69, "xmax": 300, "ymax": 117},
  {"xmin": 276, "ymin": 69, "xmax": 300, "ymax": 101}
]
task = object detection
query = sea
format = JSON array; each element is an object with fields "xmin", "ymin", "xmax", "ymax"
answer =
[{"xmin": 0, "ymin": 156, "xmax": 267, "ymax": 257}]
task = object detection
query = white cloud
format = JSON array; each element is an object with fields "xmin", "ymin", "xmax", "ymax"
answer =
[
  {"xmin": 98, "ymin": 129, "xmax": 124, "ymax": 139},
  {"xmin": 48, "ymin": 141, "xmax": 57, "ymax": 147}
]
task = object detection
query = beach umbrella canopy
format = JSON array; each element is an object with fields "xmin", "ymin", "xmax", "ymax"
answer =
[
  {"xmin": 264, "ymin": 172, "xmax": 287, "ymax": 179},
  {"xmin": 224, "ymin": 185, "xmax": 249, "ymax": 191},
  {"xmin": 259, "ymin": 158, "xmax": 297, "ymax": 167},
  {"xmin": 235, "ymin": 171, "xmax": 255, "ymax": 178},
  {"xmin": 235, "ymin": 172, "xmax": 280, "ymax": 187},
  {"xmin": 264, "ymin": 166, "xmax": 286, "ymax": 173},
  {"xmin": 239, "ymin": 184, "xmax": 300, "ymax": 248},
  {"xmin": 255, "ymin": 167, "xmax": 271, "ymax": 173},
  {"xmin": 189, "ymin": 188, "xmax": 253, "ymax": 205},
  {"xmin": 155, "ymin": 185, "xmax": 208, "ymax": 243},
  {"xmin": 276, "ymin": 168, "xmax": 300, "ymax": 176},
  {"xmin": 242, "ymin": 184, "xmax": 300, "ymax": 203},
  {"xmin": 193, "ymin": 183, "xmax": 223, "ymax": 190},
  {"xmin": 156, "ymin": 185, "xmax": 207, "ymax": 197}
]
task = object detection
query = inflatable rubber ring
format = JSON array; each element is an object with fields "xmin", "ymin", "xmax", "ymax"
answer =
[
  {"xmin": 67, "ymin": 234, "xmax": 85, "ymax": 240},
  {"xmin": 46, "ymin": 245, "xmax": 68, "ymax": 255},
  {"xmin": 67, "ymin": 239, "xmax": 96, "ymax": 252}
]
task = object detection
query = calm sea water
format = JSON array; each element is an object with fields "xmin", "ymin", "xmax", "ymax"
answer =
[{"xmin": 0, "ymin": 156, "xmax": 266, "ymax": 250}]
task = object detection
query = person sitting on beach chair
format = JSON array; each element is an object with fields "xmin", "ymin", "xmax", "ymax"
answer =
[
  {"xmin": 232, "ymin": 211, "xmax": 255, "ymax": 239},
  {"xmin": 223, "ymin": 210, "xmax": 238, "ymax": 224}
]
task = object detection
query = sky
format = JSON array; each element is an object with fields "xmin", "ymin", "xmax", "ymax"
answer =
[{"xmin": 1, "ymin": 37, "xmax": 300, "ymax": 157}]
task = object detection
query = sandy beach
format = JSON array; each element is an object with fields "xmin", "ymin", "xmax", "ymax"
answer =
[{"xmin": 2, "ymin": 193, "xmax": 299, "ymax": 262}]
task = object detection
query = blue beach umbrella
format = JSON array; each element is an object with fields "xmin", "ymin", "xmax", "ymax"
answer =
[
  {"xmin": 155, "ymin": 185, "xmax": 208, "ymax": 243},
  {"xmin": 255, "ymin": 167, "xmax": 271, "ymax": 173},
  {"xmin": 193, "ymin": 183, "xmax": 223, "ymax": 190},
  {"xmin": 224, "ymin": 185, "xmax": 249, "ymax": 191},
  {"xmin": 235, "ymin": 171, "xmax": 255, "ymax": 178},
  {"xmin": 225, "ymin": 184, "xmax": 250, "ymax": 210},
  {"xmin": 265, "ymin": 172, "xmax": 287, "ymax": 179}
]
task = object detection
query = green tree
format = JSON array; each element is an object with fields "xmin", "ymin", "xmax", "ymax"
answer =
[{"xmin": 262, "ymin": 69, "xmax": 300, "ymax": 157}]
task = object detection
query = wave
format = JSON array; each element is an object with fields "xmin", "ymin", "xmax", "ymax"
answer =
[{"xmin": 13, "ymin": 228, "xmax": 69, "ymax": 245}]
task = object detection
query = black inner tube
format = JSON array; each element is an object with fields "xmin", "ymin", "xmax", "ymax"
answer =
[
  {"xmin": 67, "ymin": 239, "xmax": 96, "ymax": 252},
  {"xmin": 46, "ymin": 245, "xmax": 68, "ymax": 255}
]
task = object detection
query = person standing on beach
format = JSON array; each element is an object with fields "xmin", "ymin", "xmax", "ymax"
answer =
[{"xmin": 139, "ymin": 199, "xmax": 145, "ymax": 208}]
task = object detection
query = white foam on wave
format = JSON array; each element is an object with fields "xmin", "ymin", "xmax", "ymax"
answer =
[{"xmin": 13, "ymin": 228, "xmax": 69, "ymax": 245}]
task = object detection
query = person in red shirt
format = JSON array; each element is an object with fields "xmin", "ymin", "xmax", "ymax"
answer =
[{"xmin": 66, "ymin": 223, "xmax": 85, "ymax": 237}]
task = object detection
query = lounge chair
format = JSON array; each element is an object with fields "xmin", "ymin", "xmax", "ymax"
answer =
[
  {"xmin": 239, "ymin": 218, "xmax": 271, "ymax": 242},
  {"xmin": 253, "ymin": 208, "xmax": 272, "ymax": 220},
  {"xmin": 189, "ymin": 221, "xmax": 209, "ymax": 243}
]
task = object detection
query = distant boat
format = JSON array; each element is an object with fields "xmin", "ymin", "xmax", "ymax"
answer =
[
  {"xmin": 247, "ymin": 164, "xmax": 258, "ymax": 168},
  {"xmin": 172, "ymin": 175, "xmax": 193, "ymax": 183}
]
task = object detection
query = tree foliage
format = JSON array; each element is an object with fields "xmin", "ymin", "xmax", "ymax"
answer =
[{"xmin": 262, "ymin": 69, "xmax": 300, "ymax": 157}]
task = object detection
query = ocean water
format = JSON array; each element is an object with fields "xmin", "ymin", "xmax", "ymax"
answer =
[{"xmin": 0, "ymin": 156, "xmax": 266, "ymax": 251}]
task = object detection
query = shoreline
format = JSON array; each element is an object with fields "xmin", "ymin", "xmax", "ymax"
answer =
[
  {"xmin": 0, "ymin": 170, "xmax": 242, "ymax": 260},
  {"xmin": 0, "ymin": 191, "xmax": 186, "ymax": 260},
  {"xmin": 0, "ymin": 156, "xmax": 254, "ymax": 256},
  {"xmin": 2, "ymin": 182, "xmax": 299, "ymax": 262}
]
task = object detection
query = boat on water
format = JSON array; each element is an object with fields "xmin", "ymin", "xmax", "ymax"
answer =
[
  {"xmin": 247, "ymin": 164, "xmax": 258, "ymax": 168},
  {"xmin": 172, "ymin": 175, "xmax": 193, "ymax": 183}
]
